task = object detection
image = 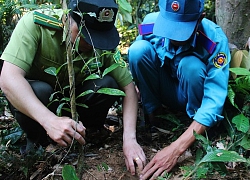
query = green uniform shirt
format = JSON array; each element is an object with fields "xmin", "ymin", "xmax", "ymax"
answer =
[{"xmin": 1, "ymin": 9, "xmax": 132, "ymax": 88}]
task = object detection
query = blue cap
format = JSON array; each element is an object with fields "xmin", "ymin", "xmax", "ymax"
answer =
[{"xmin": 153, "ymin": 0, "xmax": 204, "ymax": 41}]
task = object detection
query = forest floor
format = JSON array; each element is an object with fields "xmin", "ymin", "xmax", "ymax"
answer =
[{"xmin": 0, "ymin": 104, "xmax": 250, "ymax": 180}]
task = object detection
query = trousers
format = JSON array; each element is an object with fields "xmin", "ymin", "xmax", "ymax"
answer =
[
  {"xmin": 8, "ymin": 75, "xmax": 119, "ymax": 146},
  {"xmin": 128, "ymin": 40, "xmax": 206, "ymax": 116}
]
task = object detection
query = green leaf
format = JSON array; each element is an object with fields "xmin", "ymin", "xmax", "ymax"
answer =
[
  {"xmin": 76, "ymin": 103, "xmax": 89, "ymax": 108},
  {"xmin": 44, "ymin": 67, "xmax": 57, "ymax": 76},
  {"xmin": 47, "ymin": 99, "xmax": 59, "ymax": 107},
  {"xmin": 211, "ymin": 162, "xmax": 228, "ymax": 175},
  {"xmin": 102, "ymin": 63, "xmax": 120, "ymax": 77},
  {"xmin": 200, "ymin": 149, "xmax": 248, "ymax": 164},
  {"xmin": 235, "ymin": 76, "xmax": 250, "ymax": 92},
  {"xmin": 75, "ymin": 36, "xmax": 80, "ymax": 52},
  {"xmin": 62, "ymin": 107, "xmax": 71, "ymax": 113},
  {"xmin": 240, "ymin": 135, "xmax": 250, "ymax": 150},
  {"xmin": 61, "ymin": 97, "xmax": 70, "ymax": 102},
  {"xmin": 84, "ymin": 74, "xmax": 100, "ymax": 81},
  {"xmin": 2, "ymin": 127, "xmax": 23, "ymax": 144},
  {"xmin": 62, "ymin": 165, "xmax": 79, "ymax": 180},
  {"xmin": 194, "ymin": 131, "xmax": 210, "ymax": 146},
  {"xmin": 232, "ymin": 114, "xmax": 249, "ymax": 133},
  {"xmin": 80, "ymin": 57, "xmax": 97, "ymax": 73},
  {"xmin": 196, "ymin": 166, "xmax": 209, "ymax": 179},
  {"xmin": 118, "ymin": 9, "xmax": 132, "ymax": 23},
  {"xmin": 158, "ymin": 114, "xmax": 181, "ymax": 126},
  {"xmin": 56, "ymin": 63, "xmax": 67, "ymax": 74},
  {"xmin": 195, "ymin": 148, "xmax": 204, "ymax": 164},
  {"xmin": 117, "ymin": 0, "xmax": 132, "ymax": 12},
  {"xmin": 96, "ymin": 88, "xmax": 126, "ymax": 96},
  {"xmin": 227, "ymin": 84, "xmax": 239, "ymax": 109},
  {"xmin": 76, "ymin": 90, "xmax": 94, "ymax": 99},
  {"xmin": 229, "ymin": 67, "xmax": 250, "ymax": 76},
  {"xmin": 56, "ymin": 103, "xmax": 67, "ymax": 116}
]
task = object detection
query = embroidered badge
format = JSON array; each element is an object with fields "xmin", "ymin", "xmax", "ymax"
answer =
[
  {"xmin": 171, "ymin": 1, "xmax": 180, "ymax": 11},
  {"xmin": 213, "ymin": 53, "xmax": 227, "ymax": 68},
  {"xmin": 113, "ymin": 50, "xmax": 127, "ymax": 68},
  {"xmin": 97, "ymin": 8, "xmax": 114, "ymax": 22}
]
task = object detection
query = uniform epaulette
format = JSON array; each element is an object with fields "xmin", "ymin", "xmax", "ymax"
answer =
[
  {"xmin": 138, "ymin": 23, "xmax": 217, "ymax": 54},
  {"xmin": 196, "ymin": 30, "xmax": 216, "ymax": 54},
  {"xmin": 33, "ymin": 11, "xmax": 63, "ymax": 31},
  {"xmin": 138, "ymin": 23, "xmax": 154, "ymax": 35}
]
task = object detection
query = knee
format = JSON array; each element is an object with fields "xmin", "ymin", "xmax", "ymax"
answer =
[
  {"xmin": 101, "ymin": 75, "xmax": 119, "ymax": 89},
  {"xmin": 128, "ymin": 40, "xmax": 153, "ymax": 64},
  {"xmin": 178, "ymin": 56, "xmax": 206, "ymax": 79},
  {"xmin": 29, "ymin": 81, "xmax": 53, "ymax": 104}
]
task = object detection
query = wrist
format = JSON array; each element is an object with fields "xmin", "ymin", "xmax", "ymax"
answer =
[
  {"xmin": 123, "ymin": 133, "xmax": 136, "ymax": 142},
  {"xmin": 171, "ymin": 141, "xmax": 186, "ymax": 156}
]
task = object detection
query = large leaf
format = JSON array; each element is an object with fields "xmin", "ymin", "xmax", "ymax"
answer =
[
  {"xmin": 240, "ymin": 135, "xmax": 250, "ymax": 150},
  {"xmin": 96, "ymin": 88, "xmax": 126, "ymax": 96},
  {"xmin": 2, "ymin": 127, "xmax": 23, "ymax": 144},
  {"xmin": 102, "ymin": 63, "xmax": 120, "ymax": 77},
  {"xmin": 117, "ymin": 0, "xmax": 132, "ymax": 12},
  {"xmin": 232, "ymin": 114, "xmax": 249, "ymax": 133},
  {"xmin": 118, "ymin": 9, "xmax": 132, "ymax": 23},
  {"xmin": 62, "ymin": 165, "xmax": 79, "ymax": 180},
  {"xmin": 229, "ymin": 67, "xmax": 250, "ymax": 76},
  {"xmin": 200, "ymin": 149, "xmax": 248, "ymax": 164}
]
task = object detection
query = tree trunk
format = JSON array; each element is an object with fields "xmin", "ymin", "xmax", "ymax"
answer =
[{"xmin": 215, "ymin": 0, "xmax": 250, "ymax": 49}]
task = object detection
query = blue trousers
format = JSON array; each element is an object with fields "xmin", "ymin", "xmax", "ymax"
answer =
[{"xmin": 128, "ymin": 40, "xmax": 206, "ymax": 117}]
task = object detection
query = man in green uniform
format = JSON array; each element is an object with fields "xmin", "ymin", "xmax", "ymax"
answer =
[{"xmin": 0, "ymin": 0, "xmax": 146, "ymax": 175}]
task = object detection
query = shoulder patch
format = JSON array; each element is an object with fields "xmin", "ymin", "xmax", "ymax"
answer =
[
  {"xmin": 113, "ymin": 50, "xmax": 127, "ymax": 68},
  {"xmin": 213, "ymin": 52, "xmax": 227, "ymax": 68},
  {"xmin": 33, "ymin": 11, "xmax": 63, "ymax": 30}
]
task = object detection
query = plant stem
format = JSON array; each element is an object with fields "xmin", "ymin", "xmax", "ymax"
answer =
[{"xmin": 62, "ymin": 0, "xmax": 85, "ymax": 178}]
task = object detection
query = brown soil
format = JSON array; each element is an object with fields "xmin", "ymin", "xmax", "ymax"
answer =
[{"xmin": 0, "ymin": 106, "xmax": 250, "ymax": 180}]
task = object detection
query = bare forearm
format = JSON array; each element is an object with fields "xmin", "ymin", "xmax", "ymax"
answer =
[
  {"xmin": 121, "ymin": 82, "xmax": 138, "ymax": 140},
  {"xmin": 171, "ymin": 120, "xmax": 207, "ymax": 156},
  {"xmin": 0, "ymin": 63, "xmax": 56, "ymax": 127}
]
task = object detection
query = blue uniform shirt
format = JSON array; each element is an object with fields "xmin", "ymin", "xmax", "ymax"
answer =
[{"xmin": 135, "ymin": 12, "xmax": 230, "ymax": 127}]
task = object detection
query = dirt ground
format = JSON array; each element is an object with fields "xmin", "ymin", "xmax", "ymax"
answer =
[
  {"xmin": 37, "ymin": 125, "xmax": 191, "ymax": 180},
  {"xmin": 1, "ymin": 106, "xmax": 250, "ymax": 180},
  {"xmin": 0, "ymin": 106, "xmax": 193, "ymax": 180}
]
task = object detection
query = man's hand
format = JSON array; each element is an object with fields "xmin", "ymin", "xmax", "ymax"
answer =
[
  {"xmin": 45, "ymin": 117, "xmax": 86, "ymax": 146},
  {"xmin": 123, "ymin": 139, "xmax": 146, "ymax": 176},
  {"xmin": 139, "ymin": 121, "xmax": 206, "ymax": 180},
  {"xmin": 139, "ymin": 143, "xmax": 179, "ymax": 180}
]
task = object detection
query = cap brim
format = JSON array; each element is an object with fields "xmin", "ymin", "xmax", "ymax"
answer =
[
  {"xmin": 153, "ymin": 12, "xmax": 198, "ymax": 41},
  {"xmin": 81, "ymin": 26, "xmax": 120, "ymax": 50}
]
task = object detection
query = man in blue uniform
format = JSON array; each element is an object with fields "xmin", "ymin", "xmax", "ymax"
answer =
[{"xmin": 128, "ymin": 0, "xmax": 230, "ymax": 179}]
